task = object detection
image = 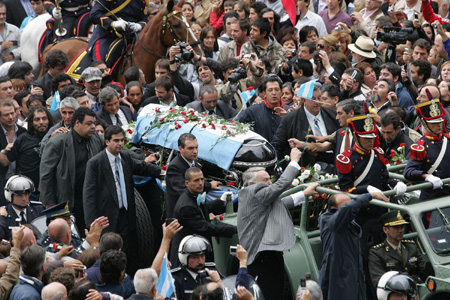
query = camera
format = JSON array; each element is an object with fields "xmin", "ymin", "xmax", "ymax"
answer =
[
  {"xmin": 388, "ymin": 6, "xmax": 393, "ymax": 14},
  {"xmin": 334, "ymin": 25, "xmax": 342, "ymax": 32},
  {"xmin": 229, "ymin": 246, "xmax": 237, "ymax": 255},
  {"xmin": 198, "ymin": 270, "xmax": 208, "ymax": 279},
  {"xmin": 288, "ymin": 49, "xmax": 296, "ymax": 55},
  {"xmin": 377, "ymin": 27, "xmax": 413, "ymax": 45},
  {"xmin": 414, "ymin": 12, "xmax": 419, "ymax": 22},
  {"xmin": 228, "ymin": 66, "xmax": 247, "ymax": 84},
  {"xmin": 313, "ymin": 50, "xmax": 324, "ymax": 73},
  {"xmin": 434, "ymin": 23, "xmax": 440, "ymax": 29},
  {"xmin": 174, "ymin": 42, "xmax": 194, "ymax": 62}
]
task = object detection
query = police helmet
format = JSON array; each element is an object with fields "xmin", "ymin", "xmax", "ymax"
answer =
[
  {"xmin": 377, "ymin": 271, "xmax": 417, "ymax": 300},
  {"xmin": 178, "ymin": 235, "xmax": 212, "ymax": 266},
  {"xmin": 4, "ymin": 175, "xmax": 35, "ymax": 202}
]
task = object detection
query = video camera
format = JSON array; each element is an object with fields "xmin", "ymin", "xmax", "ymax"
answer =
[
  {"xmin": 377, "ymin": 27, "xmax": 414, "ymax": 45},
  {"xmin": 228, "ymin": 67, "xmax": 247, "ymax": 84},
  {"xmin": 174, "ymin": 42, "xmax": 194, "ymax": 62}
]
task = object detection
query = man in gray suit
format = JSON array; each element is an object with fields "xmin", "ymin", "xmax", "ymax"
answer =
[
  {"xmin": 237, "ymin": 148, "xmax": 319, "ymax": 300},
  {"xmin": 39, "ymin": 107, "xmax": 104, "ymax": 234},
  {"xmin": 186, "ymin": 85, "xmax": 238, "ymax": 120}
]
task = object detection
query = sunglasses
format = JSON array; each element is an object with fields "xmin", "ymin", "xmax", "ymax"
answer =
[{"xmin": 317, "ymin": 43, "xmax": 325, "ymax": 49}]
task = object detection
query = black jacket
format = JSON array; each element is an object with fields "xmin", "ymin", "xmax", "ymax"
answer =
[
  {"xmin": 0, "ymin": 202, "xmax": 44, "ymax": 240},
  {"xmin": 143, "ymin": 71, "xmax": 195, "ymax": 102},
  {"xmin": 96, "ymin": 106, "xmax": 134, "ymax": 125},
  {"xmin": 186, "ymin": 100, "xmax": 237, "ymax": 120},
  {"xmin": 142, "ymin": 93, "xmax": 191, "ymax": 108},
  {"xmin": 239, "ymin": 102, "xmax": 283, "ymax": 141}
]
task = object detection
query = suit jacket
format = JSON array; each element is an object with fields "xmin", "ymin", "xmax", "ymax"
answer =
[
  {"xmin": 170, "ymin": 190, "xmax": 237, "ymax": 267},
  {"xmin": 143, "ymin": 72, "xmax": 195, "ymax": 102},
  {"xmin": 142, "ymin": 93, "xmax": 191, "ymax": 108},
  {"xmin": 165, "ymin": 154, "xmax": 212, "ymax": 218},
  {"xmin": 32, "ymin": 72, "xmax": 53, "ymax": 100},
  {"xmin": 318, "ymin": 193, "xmax": 372, "ymax": 300},
  {"xmin": 3, "ymin": 0, "xmax": 27, "ymax": 28},
  {"xmin": 83, "ymin": 149, "xmax": 161, "ymax": 233},
  {"xmin": 272, "ymin": 107, "xmax": 339, "ymax": 166},
  {"xmin": 186, "ymin": 100, "xmax": 237, "ymax": 120},
  {"xmin": 237, "ymin": 164, "xmax": 298, "ymax": 265},
  {"xmin": 39, "ymin": 130, "xmax": 104, "ymax": 208},
  {"xmin": 0, "ymin": 125, "xmax": 27, "ymax": 206},
  {"xmin": 0, "ymin": 202, "xmax": 44, "ymax": 240},
  {"xmin": 96, "ymin": 106, "xmax": 134, "ymax": 126}
]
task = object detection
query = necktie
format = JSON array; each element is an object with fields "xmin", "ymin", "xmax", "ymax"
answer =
[
  {"xmin": 396, "ymin": 245, "xmax": 402, "ymax": 256},
  {"xmin": 115, "ymin": 156, "xmax": 128, "ymax": 210},
  {"xmin": 20, "ymin": 211, "xmax": 27, "ymax": 224},
  {"xmin": 314, "ymin": 117, "xmax": 323, "ymax": 137},
  {"xmin": 115, "ymin": 114, "xmax": 122, "ymax": 125},
  {"xmin": 208, "ymin": 110, "xmax": 214, "ymax": 115}
]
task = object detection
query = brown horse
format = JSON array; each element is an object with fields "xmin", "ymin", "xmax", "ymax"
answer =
[{"xmin": 39, "ymin": 0, "xmax": 199, "ymax": 85}]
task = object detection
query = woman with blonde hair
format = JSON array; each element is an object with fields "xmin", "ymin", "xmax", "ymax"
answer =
[{"xmin": 318, "ymin": 34, "xmax": 338, "ymax": 54}]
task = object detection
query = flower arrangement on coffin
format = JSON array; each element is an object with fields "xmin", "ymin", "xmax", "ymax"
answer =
[
  {"xmin": 290, "ymin": 163, "xmax": 338, "ymax": 201},
  {"xmin": 122, "ymin": 122, "xmax": 136, "ymax": 149},
  {"xmin": 387, "ymin": 143, "xmax": 407, "ymax": 166},
  {"xmin": 140, "ymin": 106, "xmax": 253, "ymax": 151}
]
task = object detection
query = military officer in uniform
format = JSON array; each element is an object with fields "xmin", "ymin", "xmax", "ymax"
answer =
[
  {"xmin": 88, "ymin": 0, "xmax": 147, "ymax": 67},
  {"xmin": 368, "ymin": 210, "xmax": 426, "ymax": 287},
  {"xmin": 0, "ymin": 175, "xmax": 44, "ymax": 240},
  {"xmin": 171, "ymin": 235, "xmax": 222, "ymax": 300},
  {"xmin": 336, "ymin": 114, "xmax": 406, "ymax": 197},
  {"xmin": 37, "ymin": 201, "xmax": 82, "ymax": 248},
  {"xmin": 404, "ymin": 99, "xmax": 450, "ymax": 201},
  {"xmin": 44, "ymin": 0, "xmax": 92, "ymax": 37}
]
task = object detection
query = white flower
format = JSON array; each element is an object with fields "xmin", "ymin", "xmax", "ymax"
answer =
[
  {"xmin": 319, "ymin": 175, "xmax": 325, "ymax": 181},
  {"xmin": 302, "ymin": 170, "xmax": 311, "ymax": 179},
  {"xmin": 325, "ymin": 173, "xmax": 332, "ymax": 179},
  {"xmin": 284, "ymin": 155, "xmax": 290, "ymax": 161},
  {"xmin": 169, "ymin": 125, "xmax": 175, "ymax": 130},
  {"xmin": 313, "ymin": 163, "xmax": 321, "ymax": 172},
  {"xmin": 292, "ymin": 178, "xmax": 300, "ymax": 186},
  {"xmin": 397, "ymin": 147, "xmax": 403, "ymax": 152},
  {"xmin": 313, "ymin": 172, "xmax": 320, "ymax": 180}
]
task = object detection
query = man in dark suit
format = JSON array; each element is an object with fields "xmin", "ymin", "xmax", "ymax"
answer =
[
  {"xmin": 142, "ymin": 75, "xmax": 191, "ymax": 108},
  {"xmin": 143, "ymin": 58, "xmax": 195, "ymax": 102},
  {"xmin": 83, "ymin": 125, "xmax": 161, "ymax": 274},
  {"xmin": 0, "ymin": 175, "xmax": 44, "ymax": 241},
  {"xmin": 272, "ymin": 83, "xmax": 339, "ymax": 167},
  {"xmin": 165, "ymin": 133, "xmax": 222, "ymax": 218},
  {"xmin": 319, "ymin": 191, "xmax": 389, "ymax": 300},
  {"xmin": 238, "ymin": 148, "xmax": 318, "ymax": 300},
  {"xmin": 96, "ymin": 86, "xmax": 133, "ymax": 125},
  {"xmin": 3, "ymin": 0, "xmax": 28, "ymax": 28},
  {"xmin": 186, "ymin": 85, "xmax": 237, "ymax": 119},
  {"xmin": 0, "ymin": 99, "xmax": 26, "ymax": 206},
  {"xmin": 170, "ymin": 167, "xmax": 237, "ymax": 267},
  {"xmin": 32, "ymin": 50, "xmax": 69, "ymax": 100}
]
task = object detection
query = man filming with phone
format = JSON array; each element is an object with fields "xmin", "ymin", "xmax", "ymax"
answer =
[{"xmin": 339, "ymin": 68, "xmax": 366, "ymax": 102}]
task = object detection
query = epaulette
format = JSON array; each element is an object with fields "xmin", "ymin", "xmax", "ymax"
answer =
[
  {"xmin": 170, "ymin": 267, "xmax": 182, "ymax": 273},
  {"xmin": 402, "ymin": 239, "xmax": 416, "ymax": 244},
  {"xmin": 205, "ymin": 262, "xmax": 216, "ymax": 267},
  {"xmin": 374, "ymin": 147, "xmax": 384, "ymax": 155},
  {"xmin": 336, "ymin": 153, "xmax": 351, "ymax": 174},
  {"xmin": 410, "ymin": 144, "xmax": 426, "ymax": 161},
  {"xmin": 374, "ymin": 147, "xmax": 389, "ymax": 164},
  {"xmin": 372, "ymin": 243, "xmax": 384, "ymax": 249},
  {"xmin": 339, "ymin": 129, "xmax": 345, "ymax": 136}
]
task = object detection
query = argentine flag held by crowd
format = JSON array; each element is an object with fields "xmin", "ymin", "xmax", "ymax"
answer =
[
  {"xmin": 297, "ymin": 79, "xmax": 319, "ymax": 100},
  {"xmin": 156, "ymin": 253, "xmax": 175, "ymax": 298}
]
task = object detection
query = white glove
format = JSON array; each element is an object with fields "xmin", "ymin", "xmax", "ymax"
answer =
[
  {"xmin": 394, "ymin": 181, "xmax": 407, "ymax": 196},
  {"xmin": 220, "ymin": 191, "xmax": 233, "ymax": 202},
  {"xmin": 52, "ymin": 7, "xmax": 62, "ymax": 19},
  {"xmin": 129, "ymin": 22, "xmax": 142, "ymax": 33},
  {"xmin": 425, "ymin": 174, "xmax": 443, "ymax": 190},
  {"xmin": 367, "ymin": 185, "xmax": 382, "ymax": 194},
  {"xmin": 112, "ymin": 20, "xmax": 127, "ymax": 31}
]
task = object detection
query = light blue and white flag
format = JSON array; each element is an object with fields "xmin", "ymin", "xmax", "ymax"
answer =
[
  {"xmin": 297, "ymin": 79, "xmax": 319, "ymax": 100},
  {"xmin": 156, "ymin": 253, "xmax": 175, "ymax": 298},
  {"xmin": 49, "ymin": 91, "xmax": 61, "ymax": 114}
]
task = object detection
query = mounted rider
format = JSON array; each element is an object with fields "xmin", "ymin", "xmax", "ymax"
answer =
[
  {"xmin": 43, "ymin": 0, "xmax": 92, "ymax": 38},
  {"xmin": 87, "ymin": 0, "xmax": 148, "ymax": 69}
]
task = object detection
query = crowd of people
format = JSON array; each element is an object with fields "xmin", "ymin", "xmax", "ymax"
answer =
[{"xmin": 1, "ymin": 0, "xmax": 450, "ymax": 299}]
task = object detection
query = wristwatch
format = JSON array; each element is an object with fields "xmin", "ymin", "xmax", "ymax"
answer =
[{"xmin": 0, "ymin": 149, "xmax": 5, "ymax": 154}]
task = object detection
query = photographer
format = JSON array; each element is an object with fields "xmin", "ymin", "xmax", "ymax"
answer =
[{"xmin": 339, "ymin": 68, "xmax": 366, "ymax": 102}]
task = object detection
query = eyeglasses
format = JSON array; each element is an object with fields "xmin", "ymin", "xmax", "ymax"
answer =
[
  {"xmin": 99, "ymin": 68, "xmax": 110, "ymax": 73},
  {"xmin": 192, "ymin": 29, "xmax": 202, "ymax": 33},
  {"xmin": 317, "ymin": 43, "xmax": 325, "ymax": 49}
]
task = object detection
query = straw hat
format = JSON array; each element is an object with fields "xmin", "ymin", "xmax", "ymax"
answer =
[{"xmin": 348, "ymin": 36, "xmax": 376, "ymax": 59}]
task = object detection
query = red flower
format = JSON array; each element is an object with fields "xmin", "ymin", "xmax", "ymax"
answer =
[
  {"xmin": 313, "ymin": 195, "xmax": 319, "ymax": 201},
  {"xmin": 162, "ymin": 165, "xmax": 168, "ymax": 171},
  {"xmin": 183, "ymin": 118, "xmax": 188, "ymax": 123},
  {"xmin": 396, "ymin": 160, "xmax": 400, "ymax": 165},
  {"xmin": 178, "ymin": 124, "xmax": 182, "ymax": 129},
  {"xmin": 127, "ymin": 129, "xmax": 132, "ymax": 134},
  {"xmin": 400, "ymin": 143, "xmax": 406, "ymax": 147},
  {"xmin": 221, "ymin": 125, "xmax": 227, "ymax": 130},
  {"xmin": 203, "ymin": 113, "xmax": 207, "ymax": 116},
  {"xmin": 159, "ymin": 117, "xmax": 164, "ymax": 122},
  {"xmin": 174, "ymin": 122, "xmax": 178, "ymax": 125},
  {"xmin": 144, "ymin": 151, "xmax": 150, "ymax": 156},
  {"xmin": 321, "ymin": 194, "xmax": 327, "ymax": 199},
  {"xmin": 171, "ymin": 109, "xmax": 175, "ymax": 113},
  {"xmin": 181, "ymin": 111, "xmax": 187, "ymax": 115},
  {"xmin": 219, "ymin": 215, "xmax": 224, "ymax": 221},
  {"xmin": 228, "ymin": 182, "xmax": 235, "ymax": 186},
  {"xmin": 155, "ymin": 108, "xmax": 161, "ymax": 113},
  {"xmin": 211, "ymin": 123, "xmax": 216, "ymax": 130},
  {"xmin": 230, "ymin": 121, "xmax": 234, "ymax": 123},
  {"xmin": 190, "ymin": 110, "xmax": 195, "ymax": 115},
  {"xmin": 202, "ymin": 123, "xmax": 207, "ymax": 128},
  {"xmin": 384, "ymin": 159, "xmax": 389, "ymax": 165},
  {"xmin": 226, "ymin": 130, "xmax": 231, "ymax": 134},
  {"xmin": 301, "ymin": 167, "xmax": 306, "ymax": 170},
  {"xmin": 390, "ymin": 150, "xmax": 395, "ymax": 157}
]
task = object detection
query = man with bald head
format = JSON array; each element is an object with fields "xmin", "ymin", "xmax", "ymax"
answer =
[
  {"xmin": 318, "ymin": 191, "xmax": 389, "ymax": 300},
  {"xmin": 45, "ymin": 217, "xmax": 107, "ymax": 258},
  {"xmin": 41, "ymin": 282, "xmax": 67, "ymax": 300},
  {"xmin": 19, "ymin": 227, "xmax": 37, "ymax": 251}
]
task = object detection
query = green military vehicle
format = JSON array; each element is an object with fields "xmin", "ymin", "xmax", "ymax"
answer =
[{"xmin": 212, "ymin": 165, "xmax": 450, "ymax": 300}]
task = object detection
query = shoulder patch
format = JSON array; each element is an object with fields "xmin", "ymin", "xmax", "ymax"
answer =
[
  {"xmin": 402, "ymin": 239, "xmax": 416, "ymax": 244},
  {"xmin": 336, "ymin": 153, "xmax": 352, "ymax": 174},
  {"xmin": 205, "ymin": 262, "xmax": 216, "ymax": 267},
  {"xmin": 374, "ymin": 147, "xmax": 384, "ymax": 155},
  {"xmin": 444, "ymin": 133, "xmax": 450, "ymax": 140},
  {"xmin": 372, "ymin": 243, "xmax": 383, "ymax": 249},
  {"xmin": 410, "ymin": 144, "xmax": 426, "ymax": 161},
  {"xmin": 170, "ymin": 267, "xmax": 182, "ymax": 273}
]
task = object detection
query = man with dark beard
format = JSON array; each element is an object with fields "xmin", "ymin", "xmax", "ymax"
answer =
[
  {"xmin": 369, "ymin": 78, "xmax": 396, "ymax": 120},
  {"xmin": 0, "ymin": 105, "xmax": 53, "ymax": 200}
]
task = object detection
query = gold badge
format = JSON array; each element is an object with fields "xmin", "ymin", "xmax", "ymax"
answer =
[
  {"xmin": 364, "ymin": 117, "xmax": 374, "ymax": 131},
  {"xmin": 430, "ymin": 102, "xmax": 440, "ymax": 117},
  {"xmin": 397, "ymin": 211, "xmax": 402, "ymax": 220}
]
